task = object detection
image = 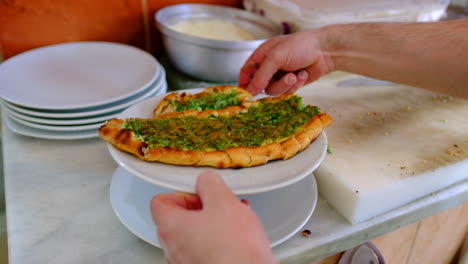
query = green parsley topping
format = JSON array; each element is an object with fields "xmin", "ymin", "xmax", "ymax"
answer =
[
  {"xmin": 124, "ymin": 95, "xmax": 321, "ymax": 151},
  {"xmin": 170, "ymin": 91, "xmax": 242, "ymax": 112}
]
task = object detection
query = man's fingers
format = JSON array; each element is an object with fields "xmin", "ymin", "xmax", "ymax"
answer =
[
  {"xmin": 304, "ymin": 57, "xmax": 329, "ymax": 84},
  {"xmin": 286, "ymin": 70, "xmax": 309, "ymax": 94},
  {"xmin": 151, "ymin": 195, "xmax": 175, "ymax": 226},
  {"xmin": 244, "ymin": 35, "xmax": 285, "ymax": 68},
  {"xmin": 238, "ymin": 61, "xmax": 258, "ymax": 88},
  {"xmin": 150, "ymin": 193, "xmax": 202, "ymax": 224},
  {"xmin": 239, "ymin": 36, "xmax": 285, "ymax": 93},
  {"xmin": 238, "ymin": 48, "xmax": 269, "ymax": 89},
  {"xmin": 264, "ymin": 72, "xmax": 297, "ymax": 95},
  {"xmin": 246, "ymin": 55, "xmax": 282, "ymax": 95},
  {"xmin": 155, "ymin": 193, "xmax": 202, "ymax": 210},
  {"xmin": 195, "ymin": 170, "xmax": 238, "ymax": 209}
]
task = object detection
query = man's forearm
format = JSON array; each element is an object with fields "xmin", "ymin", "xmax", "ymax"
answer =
[{"xmin": 320, "ymin": 20, "xmax": 468, "ymax": 98}]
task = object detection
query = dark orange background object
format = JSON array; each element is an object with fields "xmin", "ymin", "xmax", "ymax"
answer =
[{"xmin": 0, "ymin": 0, "xmax": 243, "ymax": 60}]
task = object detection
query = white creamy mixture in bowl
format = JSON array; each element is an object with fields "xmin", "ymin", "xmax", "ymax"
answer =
[{"xmin": 170, "ymin": 19, "xmax": 257, "ymax": 41}]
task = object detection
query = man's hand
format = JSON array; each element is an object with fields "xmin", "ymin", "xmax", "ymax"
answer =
[
  {"xmin": 238, "ymin": 31, "xmax": 334, "ymax": 96},
  {"xmin": 151, "ymin": 170, "xmax": 277, "ymax": 264}
]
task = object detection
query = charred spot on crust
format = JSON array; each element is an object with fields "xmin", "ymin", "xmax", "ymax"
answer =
[
  {"xmin": 116, "ymin": 129, "xmax": 132, "ymax": 144},
  {"xmin": 216, "ymin": 161, "xmax": 229, "ymax": 168}
]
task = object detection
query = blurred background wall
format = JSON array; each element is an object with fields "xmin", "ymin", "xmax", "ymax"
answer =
[{"xmin": 1, "ymin": 0, "xmax": 466, "ymax": 61}]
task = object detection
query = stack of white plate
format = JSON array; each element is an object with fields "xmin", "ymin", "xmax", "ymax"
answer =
[{"xmin": 0, "ymin": 41, "xmax": 167, "ymax": 140}]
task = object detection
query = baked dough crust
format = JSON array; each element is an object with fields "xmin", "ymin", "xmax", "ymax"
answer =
[
  {"xmin": 153, "ymin": 85, "xmax": 253, "ymax": 116},
  {"xmin": 99, "ymin": 94, "xmax": 332, "ymax": 168}
]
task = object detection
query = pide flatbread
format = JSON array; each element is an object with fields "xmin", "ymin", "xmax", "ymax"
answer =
[
  {"xmin": 153, "ymin": 85, "xmax": 253, "ymax": 116},
  {"xmin": 99, "ymin": 93, "xmax": 332, "ymax": 168}
]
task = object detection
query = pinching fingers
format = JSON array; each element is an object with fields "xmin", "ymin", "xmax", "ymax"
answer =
[
  {"xmin": 286, "ymin": 69, "xmax": 309, "ymax": 94},
  {"xmin": 196, "ymin": 170, "xmax": 238, "ymax": 209},
  {"xmin": 245, "ymin": 55, "xmax": 282, "ymax": 95},
  {"xmin": 264, "ymin": 72, "xmax": 296, "ymax": 95},
  {"xmin": 150, "ymin": 193, "xmax": 201, "ymax": 226},
  {"xmin": 238, "ymin": 61, "xmax": 258, "ymax": 88}
]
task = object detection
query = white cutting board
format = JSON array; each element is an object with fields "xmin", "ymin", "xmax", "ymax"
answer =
[{"xmin": 298, "ymin": 73, "xmax": 468, "ymax": 224}]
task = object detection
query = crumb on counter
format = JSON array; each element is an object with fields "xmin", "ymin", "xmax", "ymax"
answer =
[
  {"xmin": 447, "ymin": 149, "xmax": 459, "ymax": 156},
  {"xmin": 301, "ymin": 229, "xmax": 311, "ymax": 238}
]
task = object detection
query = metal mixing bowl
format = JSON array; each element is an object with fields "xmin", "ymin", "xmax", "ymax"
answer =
[{"xmin": 155, "ymin": 4, "xmax": 282, "ymax": 82}]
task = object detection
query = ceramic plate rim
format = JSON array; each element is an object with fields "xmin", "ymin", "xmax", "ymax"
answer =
[
  {"xmin": 107, "ymin": 90, "xmax": 328, "ymax": 195},
  {"xmin": 0, "ymin": 41, "xmax": 161, "ymax": 110}
]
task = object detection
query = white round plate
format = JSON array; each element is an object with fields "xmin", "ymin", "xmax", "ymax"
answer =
[
  {"xmin": 0, "ymin": 41, "xmax": 160, "ymax": 110},
  {"xmin": 2, "ymin": 73, "xmax": 167, "ymax": 119},
  {"xmin": 109, "ymin": 166, "xmax": 317, "ymax": 248},
  {"xmin": 107, "ymin": 90, "xmax": 328, "ymax": 195},
  {"xmin": 4, "ymin": 114, "xmax": 99, "ymax": 140}
]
